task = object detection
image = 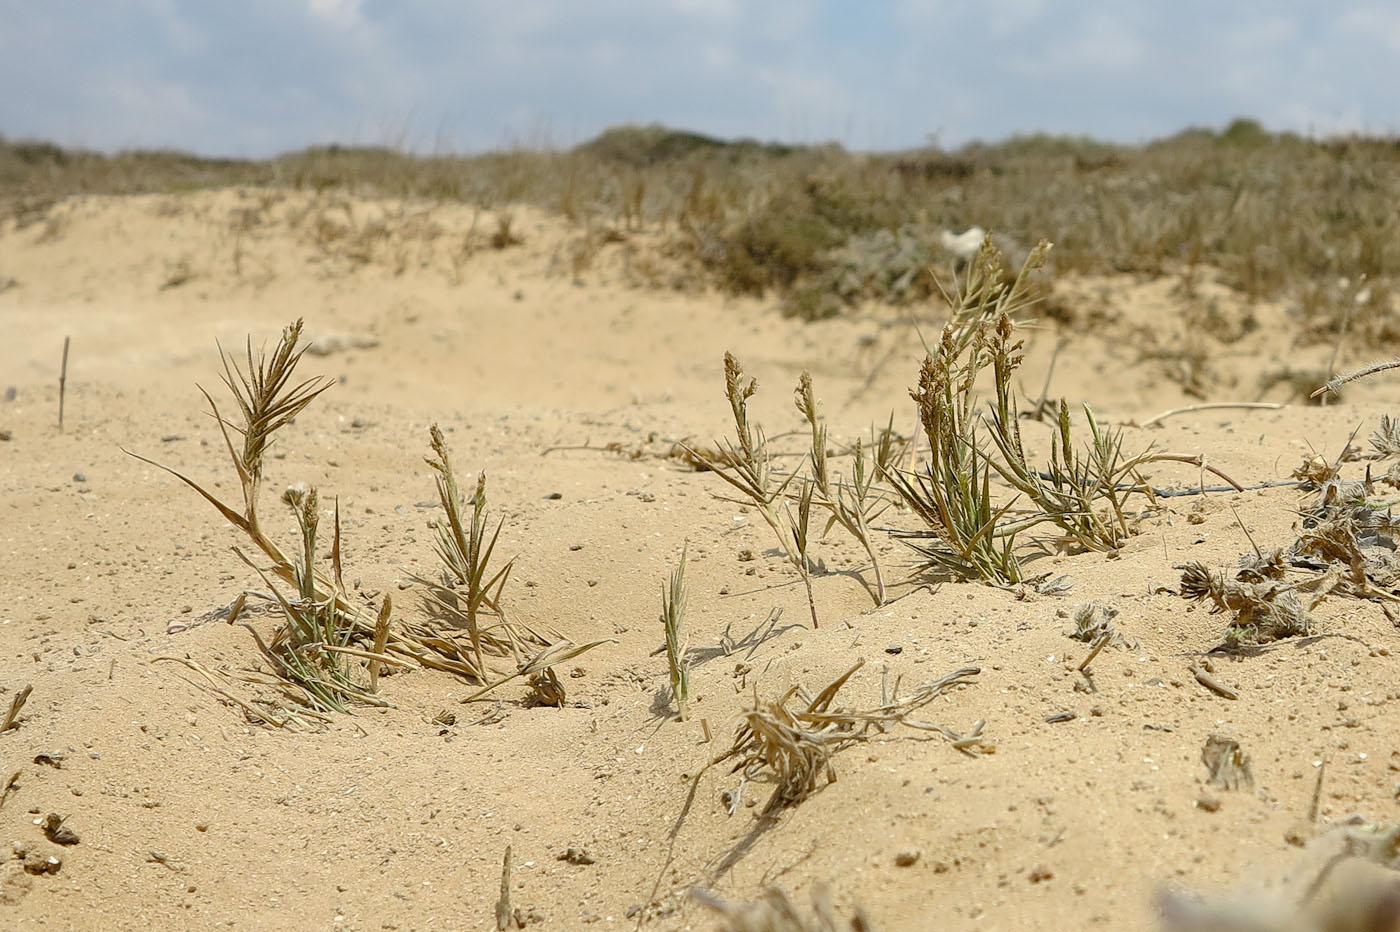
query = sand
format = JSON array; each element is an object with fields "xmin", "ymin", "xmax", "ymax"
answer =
[{"xmin": 2, "ymin": 189, "xmax": 1399, "ymax": 931}]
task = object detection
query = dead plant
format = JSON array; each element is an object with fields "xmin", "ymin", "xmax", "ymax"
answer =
[{"xmin": 712, "ymin": 660, "xmax": 980, "ymax": 813}]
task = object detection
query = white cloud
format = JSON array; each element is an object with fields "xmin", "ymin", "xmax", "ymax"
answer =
[
  {"xmin": 1338, "ymin": 5, "xmax": 1400, "ymax": 51},
  {"xmin": 0, "ymin": 1, "xmax": 1394, "ymax": 155},
  {"xmin": 306, "ymin": 0, "xmax": 368, "ymax": 32},
  {"xmin": 1013, "ymin": 13, "xmax": 1143, "ymax": 76}
]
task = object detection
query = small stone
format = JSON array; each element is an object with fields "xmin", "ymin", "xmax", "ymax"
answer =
[
  {"xmin": 885, "ymin": 645, "xmax": 903, "ymax": 655},
  {"xmin": 72, "ymin": 473, "xmax": 86, "ymax": 483},
  {"xmin": 23, "ymin": 851, "xmax": 61, "ymax": 875},
  {"xmin": 0, "ymin": 429, "xmax": 11, "ymax": 442},
  {"xmin": 570, "ymin": 543, "xmax": 584, "ymax": 551},
  {"xmin": 195, "ymin": 823, "xmax": 209, "ymax": 832},
  {"xmin": 587, "ymin": 579, "xmax": 599, "ymax": 587},
  {"xmin": 1284, "ymin": 821, "xmax": 1316, "ymax": 847},
  {"xmin": 894, "ymin": 849, "xmax": 920, "ymax": 867},
  {"xmin": 558, "ymin": 846, "xmax": 596, "ymax": 865},
  {"xmin": 41, "ymin": 814, "xmax": 79, "ymax": 846},
  {"xmin": 544, "ymin": 492, "xmax": 562, "ymax": 500},
  {"xmin": 1196, "ymin": 795, "xmax": 1221, "ymax": 813},
  {"xmin": 33, "ymin": 752, "xmax": 65, "ymax": 769},
  {"xmin": 1029, "ymin": 867, "xmax": 1053, "ymax": 883}
]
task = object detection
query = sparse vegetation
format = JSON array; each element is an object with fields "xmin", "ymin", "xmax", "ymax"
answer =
[
  {"xmin": 51, "ymin": 116, "xmax": 1400, "ymax": 929},
  {"xmin": 7, "ymin": 123, "xmax": 1400, "ymax": 337},
  {"xmin": 710, "ymin": 660, "xmax": 981, "ymax": 814},
  {"xmin": 689, "ymin": 352, "xmax": 822, "ymax": 628}
]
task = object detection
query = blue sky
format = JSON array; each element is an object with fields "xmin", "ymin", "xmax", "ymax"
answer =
[{"xmin": 1, "ymin": 1, "xmax": 1395, "ymax": 156}]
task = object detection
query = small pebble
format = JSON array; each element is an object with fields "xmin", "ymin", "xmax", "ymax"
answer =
[
  {"xmin": 41, "ymin": 813, "xmax": 80, "ymax": 846},
  {"xmin": 23, "ymin": 852, "xmax": 61, "ymax": 875},
  {"xmin": 544, "ymin": 492, "xmax": 562, "ymax": 500},
  {"xmin": 72, "ymin": 473, "xmax": 86, "ymax": 483},
  {"xmin": 1196, "ymin": 795, "xmax": 1221, "ymax": 812},
  {"xmin": 558, "ymin": 846, "xmax": 596, "ymax": 865},
  {"xmin": 885, "ymin": 645, "xmax": 903, "ymax": 655},
  {"xmin": 894, "ymin": 850, "xmax": 920, "ymax": 867}
]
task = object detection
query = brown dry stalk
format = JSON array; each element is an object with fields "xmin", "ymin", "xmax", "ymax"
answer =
[
  {"xmin": 369, "ymin": 596, "xmax": 391, "ymax": 693},
  {"xmin": 712, "ymin": 661, "xmax": 980, "ymax": 812},
  {"xmin": 2, "ymin": 684, "xmax": 32, "ymax": 732}
]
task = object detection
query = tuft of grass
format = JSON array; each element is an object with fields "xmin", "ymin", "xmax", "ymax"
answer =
[
  {"xmin": 795, "ymin": 372, "xmax": 890, "ymax": 604},
  {"xmin": 124, "ymin": 319, "xmax": 556, "ymax": 719},
  {"xmin": 884, "ymin": 331, "xmax": 1026, "ymax": 585},
  {"xmin": 234, "ymin": 488, "xmax": 390, "ymax": 713},
  {"xmin": 418, "ymin": 424, "xmax": 527, "ymax": 679},
  {"xmin": 689, "ymin": 352, "xmax": 821, "ymax": 627},
  {"xmin": 122, "ymin": 319, "xmax": 393, "ymax": 711},
  {"xmin": 661, "ymin": 543, "xmax": 690, "ymax": 720}
]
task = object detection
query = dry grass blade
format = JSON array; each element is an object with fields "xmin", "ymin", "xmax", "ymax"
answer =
[
  {"xmin": 2, "ymin": 684, "xmax": 33, "ymax": 733},
  {"xmin": 460, "ymin": 638, "xmax": 618, "ymax": 704},
  {"xmin": 662, "ymin": 543, "xmax": 690, "ymax": 719},
  {"xmin": 714, "ymin": 660, "xmax": 979, "ymax": 812},
  {"xmin": 1314, "ymin": 358, "xmax": 1400, "ymax": 398}
]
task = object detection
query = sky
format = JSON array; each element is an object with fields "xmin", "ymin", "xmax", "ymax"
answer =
[{"xmin": 1, "ymin": 1, "xmax": 1396, "ymax": 157}]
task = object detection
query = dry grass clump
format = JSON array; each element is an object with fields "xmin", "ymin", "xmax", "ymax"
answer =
[
  {"xmin": 795, "ymin": 373, "xmax": 890, "ymax": 604},
  {"xmin": 693, "ymin": 885, "xmax": 873, "ymax": 932},
  {"xmin": 128, "ymin": 319, "xmax": 602, "ymax": 720},
  {"xmin": 690, "ymin": 353, "xmax": 821, "ymax": 627},
  {"xmin": 713, "ymin": 661, "xmax": 980, "ymax": 813},
  {"xmin": 1177, "ymin": 424, "xmax": 1400, "ymax": 648},
  {"xmin": 1179, "ymin": 561, "xmax": 1319, "ymax": 649}
]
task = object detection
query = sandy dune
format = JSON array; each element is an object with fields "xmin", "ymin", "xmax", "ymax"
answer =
[{"xmin": 2, "ymin": 190, "xmax": 1399, "ymax": 930}]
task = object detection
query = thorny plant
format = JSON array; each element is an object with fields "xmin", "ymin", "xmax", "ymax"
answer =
[
  {"xmin": 1179, "ymin": 561, "xmax": 1321, "ymax": 649},
  {"xmin": 1178, "ymin": 416, "xmax": 1400, "ymax": 649},
  {"xmin": 690, "ymin": 353, "xmax": 821, "ymax": 627},
  {"xmin": 710, "ymin": 660, "xmax": 981, "ymax": 814},
  {"xmin": 796, "ymin": 372, "xmax": 890, "ymax": 604},
  {"xmin": 661, "ymin": 543, "xmax": 691, "ymax": 720}
]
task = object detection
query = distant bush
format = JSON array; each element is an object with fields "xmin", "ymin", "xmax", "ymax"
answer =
[{"xmin": 4, "ymin": 121, "xmax": 1399, "ymax": 332}]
